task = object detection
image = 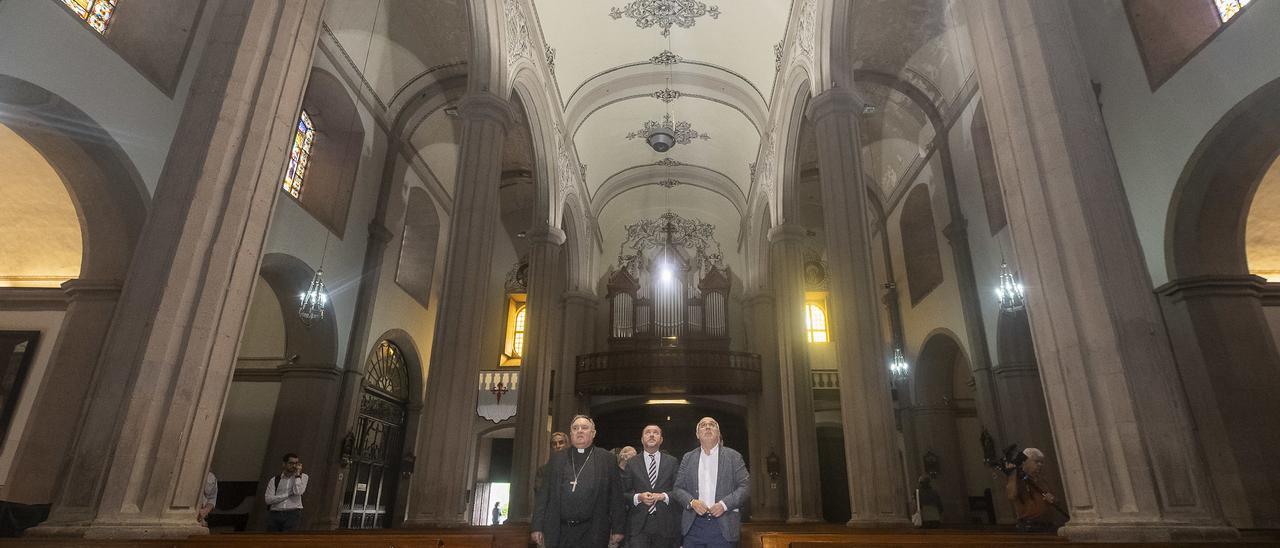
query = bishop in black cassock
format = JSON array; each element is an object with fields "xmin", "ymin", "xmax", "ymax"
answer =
[{"xmin": 532, "ymin": 416, "xmax": 625, "ymax": 548}]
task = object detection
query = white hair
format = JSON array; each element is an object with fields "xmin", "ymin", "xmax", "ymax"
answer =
[{"xmin": 1022, "ymin": 447, "xmax": 1045, "ymax": 459}]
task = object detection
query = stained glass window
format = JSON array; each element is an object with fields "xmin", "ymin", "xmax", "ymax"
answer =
[
  {"xmin": 1214, "ymin": 0, "xmax": 1252, "ymax": 22},
  {"xmin": 511, "ymin": 305, "xmax": 527, "ymax": 357},
  {"xmin": 805, "ymin": 303, "xmax": 828, "ymax": 343},
  {"xmin": 61, "ymin": 0, "xmax": 117, "ymax": 34},
  {"xmin": 282, "ymin": 110, "xmax": 316, "ymax": 199}
]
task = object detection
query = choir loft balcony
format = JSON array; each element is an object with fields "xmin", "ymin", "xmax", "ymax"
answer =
[{"xmin": 575, "ymin": 348, "xmax": 761, "ymax": 396}]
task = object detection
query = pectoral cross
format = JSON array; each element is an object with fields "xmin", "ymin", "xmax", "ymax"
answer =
[{"xmin": 569, "ymin": 479, "xmax": 578, "ymax": 492}]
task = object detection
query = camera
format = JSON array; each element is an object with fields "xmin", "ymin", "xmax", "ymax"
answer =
[{"xmin": 980, "ymin": 429, "xmax": 1026, "ymax": 476}]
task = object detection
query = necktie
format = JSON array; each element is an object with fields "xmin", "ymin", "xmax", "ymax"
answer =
[{"xmin": 648, "ymin": 454, "xmax": 658, "ymax": 514}]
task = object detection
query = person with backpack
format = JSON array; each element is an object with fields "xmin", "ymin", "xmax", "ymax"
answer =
[{"xmin": 264, "ymin": 453, "xmax": 308, "ymax": 532}]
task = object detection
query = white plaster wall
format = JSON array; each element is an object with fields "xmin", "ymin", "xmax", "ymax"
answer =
[
  {"xmin": 210, "ymin": 381, "xmax": 281, "ymax": 482},
  {"xmin": 885, "ymin": 158, "xmax": 972, "ymax": 373},
  {"xmin": 239, "ymin": 276, "xmax": 286, "ymax": 359},
  {"xmin": 0, "ymin": 0, "xmax": 212, "ymax": 195},
  {"xmin": 0, "ymin": 311, "xmax": 64, "ymax": 494},
  {"xmin": 1068, "ymin": 0, "xmax": 1280, "ymax": 285}
]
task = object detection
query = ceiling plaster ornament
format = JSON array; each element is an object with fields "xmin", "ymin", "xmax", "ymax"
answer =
[
  {"xmin": 756, "ymin": 131, "xmax": 777, "ymax": 196},
  {"xmin": 796, "ymin": 0, "xmax": 817, "ymax": 60},
  {"xmin": 504, "ymin": 0, "xmax": 532, "ymax": 65},
  {"xmin": 654, "ymin": 157, "xmax": 683, "ymax": 167},
  {"xmin": 505, "ymin": 256, "xmax": 529, "ymax": 292},
  {"xmin": 748, "ymin": 162, "xmax": 757, "ymax": 181},
  {"xmin": 556, "ymin": 131, "xmax": 578, "ymax": 199},
  {"xmin": 626, "ymin": 114, "xmax": 709, "ymax": 147},
  {"xmin": 652, "ymin": 88, "xmax": 682, "ymax": 103},
  {"xmin": 545, "ymin": 44, "xmax": 556, "ymax": 75},
  {"xmin": 609, "ymin": 0, "xmax": 721, "ymax": 37},
  {"xmin": 656, "ymin": 178, "xmax": 681, "ymax": 188},
  {"xmin": 774, "ymin": 41, "xmax": 784, "ymax": 73},
  {"xmin": 650, "ymin": 50, "xmax": 684, "ymax": 65},
  {"xmin": 617, "ymin": 211, "xmax": 725, "ymax": 277}
]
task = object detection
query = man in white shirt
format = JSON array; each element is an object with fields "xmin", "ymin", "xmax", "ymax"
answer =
[
  {"xmin": 263, "ymin": 452, "xmax": 308, "ymax": 532},
  {"xmin": 197, "ymin": 471, "xmax": 218, "ymax": 527},
  {"xmin": 672, "ymin": 417, "xmax": 749, "ymax": 548}
]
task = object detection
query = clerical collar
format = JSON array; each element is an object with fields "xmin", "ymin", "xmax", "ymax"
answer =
[{"xmin": 576, "ymin": 447, "xmax": 586, "ymax": 453}]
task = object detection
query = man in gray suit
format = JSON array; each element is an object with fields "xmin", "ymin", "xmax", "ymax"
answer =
[
  {"xmin": 672, "ymin": 417, "xmax": 749, "ymax": 548},
  {"xmin": 622, "ymin": 425, "xmax": 680, "ymax": 547}
]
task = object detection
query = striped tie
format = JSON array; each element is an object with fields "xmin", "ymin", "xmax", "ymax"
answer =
[{"xmin": 647, "ymin": 454, "xmax": 658, "ymax": 514}]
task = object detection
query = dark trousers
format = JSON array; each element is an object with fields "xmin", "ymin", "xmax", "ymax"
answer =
[
  {"xmin": 683, "ymin": 515, "xmax": 734, "ymax": 548},
  {"xmin": 625, "ymin": 531, "xmax": 677, "ymax": 548},
  {"xmin": 267, "ymin": 509, "xmax": 302, "ymax": 532},
  {"xmin": 555, "ymin": 521, "xmax": 603, "ymax": 548}
]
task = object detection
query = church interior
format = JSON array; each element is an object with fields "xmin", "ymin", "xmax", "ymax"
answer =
[{"xmin": 1, "ymin": 0, "xmax": 1280, "ymax": 546}]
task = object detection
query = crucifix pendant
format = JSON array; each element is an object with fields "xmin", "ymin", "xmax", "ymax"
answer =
[{"xmin": 569, "ymin": 480, "xmax": 578, "ymax": 492}]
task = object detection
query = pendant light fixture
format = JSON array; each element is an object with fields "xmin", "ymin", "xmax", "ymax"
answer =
[
  {"xmin": 299, "ymin": 232, "xmax": 331, "ymax": 327},
  {"xmin": 889, "ymin": 346, "xmax": 910, "ymax": 382},
  {"xmin": 996, "ymin": 260, "xmax": 1025, "ymax": 312}
]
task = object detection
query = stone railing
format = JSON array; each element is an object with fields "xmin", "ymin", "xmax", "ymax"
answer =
[
  {"xmin": 811, "ymin": 370, "xmax": 840, "ymax": 390},
  {"xmin": 575, "ymin": 348, "xmax": 761, "ymax": 395}
]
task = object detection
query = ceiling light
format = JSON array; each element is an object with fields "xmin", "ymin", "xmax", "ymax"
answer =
[
  {"xmin": 646, "ymin": 399, "xmax": 690, "ymax": 405},
  {"xmin": 647, "ymin": 129, "xmax": 675, "ymax": 152}
]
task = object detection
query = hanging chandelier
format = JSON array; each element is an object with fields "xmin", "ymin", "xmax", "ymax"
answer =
[
  {"xmin": 889, "ymin": 346, "xmax": 910, "ymax": 382},
  {"xmin": 298, "ymin": 268, "xmax": 328, "ymax": 326},
  {"xmin": 996, "ymin": 261, "xmax": 1025, "ymax": 311}
]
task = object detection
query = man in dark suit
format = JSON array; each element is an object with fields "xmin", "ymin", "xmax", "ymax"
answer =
[
  {"xmin": 531, "ymin": 415, "xmax": 626, "ymax": 548},
  {"xmin": 622, "ymin": 425, "xmax": 680, "ymax": 548},
  {"xmin": 673, "ymin": 417, "xmax": 750, "ymax": 548}
]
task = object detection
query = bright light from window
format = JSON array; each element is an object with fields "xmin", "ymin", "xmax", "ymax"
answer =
[
  {"xmin": 1215, "ymin": 0, "xmax": 1252, "ymax": 22},
  {"xmin": 805, "ymin": 302, "xmax": 828, "ymax": 343},
  {"xmin": 659, "ymin": 262, "xmax": 674, "ymax": 284},
  {"xmin": 61, "ymin": 0, "xmax": 117, "ymax": 34},
  {"xmin": 511, "ymin": 305, "xmax": 527, "ymax": 357}
]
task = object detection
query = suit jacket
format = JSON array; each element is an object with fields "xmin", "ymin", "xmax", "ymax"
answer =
[
  {"xmin": 531, "ymin": 446, "xmax": 625, "ymax": 547},
  {"xmin": 671, "ymin": 445, "xmax": 750, "ymax": 542},
  {"xmin": 621, "ymin": 450, "xmax": 680, "ymax": 539}
]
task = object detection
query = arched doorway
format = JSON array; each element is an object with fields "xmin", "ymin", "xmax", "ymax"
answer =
[
  {"xmin": 1162, "ymin": 75, "xmax": 1280, "ymax": 528},
  {"xmin": 906, "ymin": 332, "xmax": 984, "ymax": 525},
  {"xmin": 340, "ymin": 340, "xmax": 411, "ymax": 528}
]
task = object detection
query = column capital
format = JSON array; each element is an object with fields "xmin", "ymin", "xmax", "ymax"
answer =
[
  {"xmin": 742, "ymin": 291, "xmax": 775, "ymax": 307},
  {"xmin": 941, "ymin": 219, "xmax": 968, "ymax": 245},
  {"xmin": 806, "ymin": 87, "xmax": 868, "ymax": 123},
  {"xmin": 1155, "ymin": 274, "xmax": 1268, "ymax": 301},
  {"xmin": 457, "ymin": 93, "xmax": 515, "ymax": 129},
  {"xmin": 61, "ymin": 278, "xmax": 124, "ymax": 301},
  {"xmin": 527, "ymin": 225, "xmax": 567, "ymax": 246},
  {"xmin": 767, "ymin": 223, "xmax": 808, "ymax": 244},
  {"xmin": 367, "ymin": 221, "xmax": 394, "ymax": 244},
  {"xmin": 561, "ymin": 289, "xmax": 598, "ymax": 306}
]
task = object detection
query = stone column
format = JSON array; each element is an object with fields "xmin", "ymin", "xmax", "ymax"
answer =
[
  {"xmin": 404, "ymin": 93, "xmax": 513, "ymax": 527},
  {"xmin": 1156, "ymin": 276, "xmax": 1280, "ymax": 528},
  {"xmin": 254, "ymin": 364, "xmax": 343, "ymax": 529},
  {"xmin": 554, "ymin": 290, "xmax": 596, "ymax": 431},
  {"xmin": 6, "ymin": 279, "xmax": 120, "ymax": 504},
  {"xmin": 508, "ymin": 225, "xmax": 565, "ymax": 522},
  {"xmin": 742, "ymin": 291, "xmax": 786, "ymax": 522},
  {"xmin": 28, "ymin": 1, "xmax": 325, "ymax": 538},
  {"xmin": 992, "ymin": 308, "xmax": 1061, "ymax": 512},
  {"xmin": 807, "ymin": 88, "xmax": 909, "ymax": 527},
  {"xmin": 964, "ymin": 1, "xmax": 1234, "ymax": 540},
  {"xmin": 766, "ymin": 224, "xmax": 822, "ymax": 523}
]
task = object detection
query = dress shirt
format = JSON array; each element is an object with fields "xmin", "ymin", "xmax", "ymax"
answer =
[
  {"xmin": 632, "ymin": 450, "xmax": 670, "ymax": 505},
  {"xmin": 264, "ymin": 473, "xmax": 309, "ymax": 510},
  {"xmin": 697, "ymin": 444, "xmax": 724, "ymax": 511}
]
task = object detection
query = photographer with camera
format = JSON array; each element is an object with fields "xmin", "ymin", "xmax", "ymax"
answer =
[{"xmin": 1003, "ymin": 447, "xmax": 1059, "ymax": 532}]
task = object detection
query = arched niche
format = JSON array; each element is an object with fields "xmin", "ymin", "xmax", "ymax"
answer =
[
  {"xmin": 906, "ymin": 331, "xmax": 974, "ymax": 525},
  {"xmin": 395, "ymin": 187, "xmax": 442, "ymax": 308},
  {"xmin": 294, "ymin": 67, "xmax": 364, "ymax": 237},
  {"xmin": 0, "ymin": 122, "xmax": 82, "ymax": 287},
  {"xmin": 899, "ymin": 184, "xmax": 943, "ymax": 305}
]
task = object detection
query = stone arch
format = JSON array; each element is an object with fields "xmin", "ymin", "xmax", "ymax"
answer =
[
  {"xmin": 900, "ymin": 183, "xmax": 943, "ymax": 304},
  {"xmin": 775, "ymin": 67, "xmax": 815, "ymax": 225},
  {"xmin": 906, "ymin": 330, "xmax": 974, "ymax": 524},
  {"xmin": 1160, "ymin": 74, "xmax": 1280, "ymax": 528},
  {"xmin": 395, "ymin": 187, "xmax": 443, "ymax": 308},
  {"xmin": 0, "ymin": 74, "xmax": 147, "ymax": 282},
  {"xmin": 295, "ymin": 67, "xmax": 364, "ymax": 236},
  {"xmin": 509, "ymin": 69, "xmax": 557, "ymax": 227},
  {"xmin": 258, "ymin": 253, "xmax": 339, "ymax": 367},
  {"xmin": 561, "ymin": 197, "xmax": 591, "ymax": 292}
]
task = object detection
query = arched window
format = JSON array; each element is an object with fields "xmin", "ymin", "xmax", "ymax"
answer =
[
  {"xmin": 396, "ymin": 188, "xmax": 441, "ymax": 307},
  {"xmin": 60, "ymin": 0, "xmax": 117, "ymax": 34},
  {"xmin": 1215, "ymin": 0, "xmax": 1252, "ymax": 22},
  {"xmin": 282, "ymin": 110, "xmax": 315, "ymax": 199},
  {"xmin": 805, "ymin": 302, "xmax": 829, "ymax": 343},
  {"xmin": 900, "ymin": 184, "xmax": 944, "ymax": 305},
  {"xmin": 1124, "ymin": 0, "xmax": 1256, "ymax": 89},
  {"xmin": 501, "ymin": 294, "xmax": 528, "ymax": 366}
]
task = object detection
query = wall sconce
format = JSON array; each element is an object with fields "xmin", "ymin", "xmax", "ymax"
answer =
[{"xmin": 766, "ymin": 450, "xmax": 781, "ymax": 489}]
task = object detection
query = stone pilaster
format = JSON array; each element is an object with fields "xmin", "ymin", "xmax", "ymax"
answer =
[
  {"xmin": 964, "ymin": 0, "xmax": 1234, "ymax": 540},
  {"xmin": 6, "ymin": 279, "xmax": 121, "ymax": 504},
  {"xmin": 1156, "ymin": 275, "xmax": 1280, "ymax": 528},
  {"xmin": 255, "ymin": 364, "xmax": 342, "ymax": 530},
  {"xmin": 509, "ymin": 225, "xmax": 566, "ymax": 522},
  {"xmin": 767, "ymin": 224, "xmax": 823, "ymax": 523},
  {"xmin": 29, "ymin": 1, "xmax": 325, "ymax": 538},
  {"xmin": 807, "ymin": 88, "xmax": 909, "ymax": 527},
  {"xmin": 903, "ymin": 405, "xmax": 969, "ymax": 524},
  {"xmin": 992, "ymin": 308, "xmax": 1061, "ymax": 515},
  {"xmin": 742, "ymin": 291, "xmax": 786, "ymax": 522},
  {"xmin": 405, "ymin": 92, "xmax": 514, "ymax": 527},
  {"xmin": 554, "ymin": 290, "xmax": 596, "ymax": 431}
]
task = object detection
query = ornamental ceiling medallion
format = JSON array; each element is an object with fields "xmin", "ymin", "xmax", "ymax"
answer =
[
  {"xmin": 626, "ymin": 114, "xmax": 709, "ymax": 146},
  {"xmin": 654, "ymin": 157, "xmax": 682, "ymax": 167},
  {"xmin": 656, "ymin": 178, "xmax": 680, "ymax": 188},
  {"xmin": 652, "ymin": 88, "xmax": 682, "ymax": 103},
  {"xmin": 650, "ymin": 50, "xmax": 683, "ymax": 65},
  {"xmin": 609, "ymin": 0, "xmax": 721, "ymax": 37}
]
